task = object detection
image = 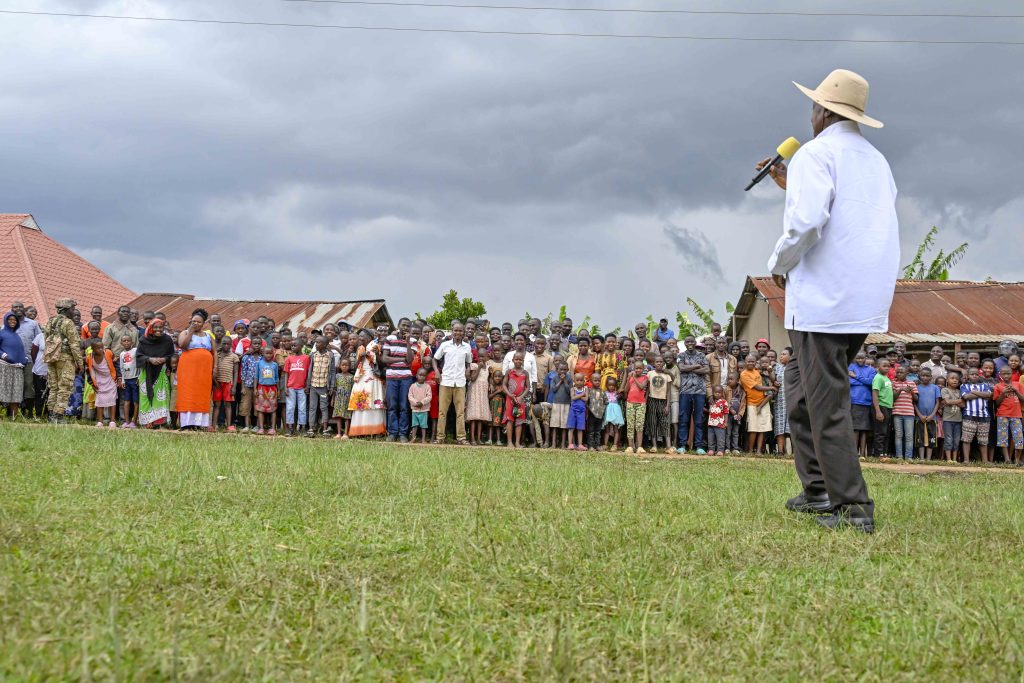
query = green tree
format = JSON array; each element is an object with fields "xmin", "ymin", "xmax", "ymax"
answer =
[
  {"xmin": 903, "ymin": 226, "xmax": 969, "ymax": 280},
  {"xmin": 416, "ymin": 290, "xmax": 487, "ymax": 330}
]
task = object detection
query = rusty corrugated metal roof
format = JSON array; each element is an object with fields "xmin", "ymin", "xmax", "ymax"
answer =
[
  {"xmin": 127, "ymin": 293, "xmax": 392, "ymax": 332},
  {"xmin": 737, "ymin": 277, "xmax": 1024, "ymax": 341}
]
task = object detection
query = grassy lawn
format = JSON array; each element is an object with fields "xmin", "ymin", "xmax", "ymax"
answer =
[{"xmin": 2, "ymin": 424, "xmax": 1024, "ymax": 680}]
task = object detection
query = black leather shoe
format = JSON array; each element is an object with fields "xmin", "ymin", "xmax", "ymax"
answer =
[
  {"xmin": 785, "ymin": 491, "xmax": 832, "ymax": 514},
  {"xmin": 815, "ymin": 510, "xmax": 875, "ymax": 534}
]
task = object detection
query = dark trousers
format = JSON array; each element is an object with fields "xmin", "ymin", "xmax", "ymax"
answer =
[
  {"xmin": 786, "ymin": 331, "xmax": 873, "ymax": 517},
  {"xmin": 386, "ymin": 377, "xmax": 413, "ymax": 437},
  {"xmin": 29, "ymin": 374, "xmax": 48, "ymax": 417},
  {"xmin": 677, "ymin": 393, "xmax": 706, "ymax": 449},
  {"xmin": 872, "ymin": 407, "xmax": 892, "ymax": 457},
  {"xmin": 586, "ymin": 413, "xmax": 603, "ymax": 449}
]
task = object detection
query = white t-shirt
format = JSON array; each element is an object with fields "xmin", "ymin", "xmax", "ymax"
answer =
[
  {"xmin": 434, "ymin": 340, "xmax": 473, "ymax": 387},
  {"xmin": 32, "ymin": 332, "xmax": 47, "ymax": 376},
  {"xmin": 119, "ymin": 348, "xmax": 139, "ymax": 381}
]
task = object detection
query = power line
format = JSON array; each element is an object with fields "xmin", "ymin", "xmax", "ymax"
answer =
[
  {"xmin": 2, "ymin": 8, "xmax": 1023, "ymax": 44},
  {"xmin": 281, "ymin": 0, "xmax": 1024, "ymax": 20}
]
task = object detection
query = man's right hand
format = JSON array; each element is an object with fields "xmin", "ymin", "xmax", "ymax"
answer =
[{"xmin": 756, "ymin": 157, "xmax": 787, "ymax": 190}]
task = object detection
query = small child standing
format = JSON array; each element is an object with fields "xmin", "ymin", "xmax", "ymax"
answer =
[
  {"xmin": 238, "ymin": 339, "xmax": 262, "ymax": 432},
  {"xmin": 255, "ymin": 345, "xmax": 280, "ymax": 435},
  {"xmin": 332, "ymin": 357, "xmax": 354, "ymax": 439},
  {"xmin": 915, "ymin": 366, "xmax": 941, "ymax": 460},
  {"xmin": 624, "ymin": 361, "xmax": 649, "ymax": 454},
  {"xmin": 283, "ymin": 339, "xmax": 310, "ymax": 435},
  {"xmin": 961, "ymin": 368, "xmax": 993, "ymax": 463},
  {"xmin": 117, "ymin": 334, "xmax": 140, "ymax": 429},
  {"xmin": 566, "ymin": 373, "xmax": 588, "ymax": 451},
  {"xmin": 871, "ymin": 358, "xmax": 894, "ymax": 458},
  {"xmin": 548, "ymin": 363, "xmax": 572, "ymax": 449},
  {"xmin": 465, "ymin": 361, "xmax": 492, "ymax": 445},
  {"xmin": 726, "ymin": 371, "xmax": 745, "ymax": 454},
  {"xmin": 408, "ymin": 367, "xmax": 433, "ymax": 444},
  {"xmin": 707, "ymin": 385, "xmax": 729, "ymax": 456},
  {"xmin": 940, "ymin": 371, "xmax": 962, "ymax": 461},
  {"xmin": 88, "ymin": 338, "xmax": 118, "ymax": 429},
  {"xmin": 213, "ymin": 336, "xmax": 240, "ymax": 433},
  {"xmin": 487, "ymin": 357, "xmax": 505, "ymax": 445},
  {"xmin": 503, "ymin": 351, "xmax": 530, "ymax": 449},
  {"xmin": 306, "ymin": 336, "xmax": 336, "ymax": 437},
  {"xmin": 993, "ymin": 366, "xmax": 1023, "ymax": 464},
  {"xmin": 602, "ymin": 377, "xmax": 624, "ymax": 451},
  {"xmin": 586, "ymin": 372, "xmax": 607, "ymax": 450},
  {"xmin": 644, "ymin": 356, "xmax": 672, "ymax": 453},
  {"xmin": 891, "ymin": 366, "xmax": 918, "ymax": 460}
]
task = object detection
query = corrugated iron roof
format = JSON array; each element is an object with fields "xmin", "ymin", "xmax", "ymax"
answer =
[
  {"xmin": 736, "ymin": 277, "xmax": 1024, "ymax": 341},
  {"xmin": 127, "ymin": 293, "xmax": 392, "ymax": 333}
]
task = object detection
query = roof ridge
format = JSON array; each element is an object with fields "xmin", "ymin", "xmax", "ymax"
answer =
[{"xmin": 10, "ymin": 223, "xmax": 47, "ymax": 316}]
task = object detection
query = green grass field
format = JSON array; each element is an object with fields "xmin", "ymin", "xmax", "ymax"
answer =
[{"xmin": 2, "ymin": 424, "xmax": 1024, "ymax": 680}]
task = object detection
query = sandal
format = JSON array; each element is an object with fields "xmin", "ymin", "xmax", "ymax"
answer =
[{"xmin": 456, "ymin": 439, "xmax": 470, "ymax": 446}]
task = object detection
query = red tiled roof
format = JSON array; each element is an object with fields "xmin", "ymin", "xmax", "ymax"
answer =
[{"xmin": 0, "ymin": 213, "xmax": 136, "ymax": 324}]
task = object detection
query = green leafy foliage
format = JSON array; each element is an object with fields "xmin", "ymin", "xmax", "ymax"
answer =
[
  {"xmin": 416, "ymin": 290, "xmax": 487, "ymax": 330},
  {"xmin": 903, "ymin": 226, "xmax": 969, "ymax": 280}
]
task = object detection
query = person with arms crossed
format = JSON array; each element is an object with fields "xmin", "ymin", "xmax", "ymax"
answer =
[{"xmin": 760, "ymin": 69, "xmax": 899, "ymax": 533}]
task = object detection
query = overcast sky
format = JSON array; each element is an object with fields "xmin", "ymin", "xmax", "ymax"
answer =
[{"xmin": 1, "ymin": 0, "xmax": 1021, "ymax": 330}]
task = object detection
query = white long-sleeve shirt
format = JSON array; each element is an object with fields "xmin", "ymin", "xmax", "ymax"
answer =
[{"xmin": 767, "ymin": 120, "xmax": 899, "ymax": 334}]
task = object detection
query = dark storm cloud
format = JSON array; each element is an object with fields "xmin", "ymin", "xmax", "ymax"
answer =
[
  {"xmin": 0, "ymin": 0, "xmax": 1021, "ymax": 327},
  {"xmin": 663, "ymin": 223, "xmax": 724, "ymax": 279}
]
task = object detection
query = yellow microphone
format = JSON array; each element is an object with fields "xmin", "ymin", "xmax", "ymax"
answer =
[{"xmin": 745, "ymin": 137, "xmax": 801, "ymax": 191}]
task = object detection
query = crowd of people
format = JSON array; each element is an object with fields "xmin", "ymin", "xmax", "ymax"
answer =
[{"xmin": 1, "ymin": 298, "xmax": 1021, "ymax": 464}]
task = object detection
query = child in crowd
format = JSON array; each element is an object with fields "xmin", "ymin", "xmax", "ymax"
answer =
[
  {"xmin": 306, "ymin": 336, "xmax": 335, "ymax": 437},
  {"xmin": 707, "ymin": 384, "xmax": 729, "ymax": 456},
  {"xmin": 549, "ymin": 362, "xmax": 572, "ymax": 449},
  {"xmin": 662, "ymin": 349, "xmax": 680, "ymax": 452},
  {"xmin": 961, "ymin": 367, "xmax": 993, "ymax": 463},
  {"xmin": 726, "ymin": 371, "xmax": 744, "ymax": 454},
  {"xmin": 848, "ymin": 351, "xmax": 876, "ymax": 457},
  {"xmin": 409, "ymin": 367, "xmax": 432, "ymax": 444},
  {"xmin": 624, "ymin": 361, "xmax": 649, "ymax": 454},
  {"xmin": 283, "ymin": 339, "xmax": 310, "ymax": 436},
  {"xmin": 465, "ymin": 359, "xmax": 492, "ymax": 446},
  {"xmin": 487, "ymin": 353, "xmax": 505, "ymax": 445},
  {"xmin": 586, "ymin": 372, "xmax": 607, "ymax": 450},
  {"xmin": 993, "ymin": 366, "xmax": 1023, "ymax": 464},
  {"xmin": 332, "ymin": 357, "xmax": 354, "ymax": 439},
  {"xmin": 254, "ymin": 345, "xmax": 280, "ymax": 435},
  {"xmin": 503, "ymin": 351, "xmax": 530, "ymax": 449},
  {"xmin": 941, "ymin": 371, "xmax": 963, "ymax": 462},
  {"xmin": 169, "ymin": 354, "xmax": 178, "ymax": 426},
  {"xmin": 915, "ymin": 366, "xmax": 941, "ymax": 460},
  {"xmin": 644, "ymin": 356, "xmax": 672, "ymax": 453},
  {"xmin": 87, "ymin": 337, "xmax": 117, "ymax": 429},
  {"xmin": 531, "ymin": 402, "xmax": 551, "ymax": 448},
  {"xmin": 602, "ymin": 377, "xmax": 624, "ymax": 451},
  {"xmin": 238, "ymin": 338, "xmax": 262, "ymax": 432},
  {"xmin": 213, "ymin": 336, "xmax": 239, "ymax": 433},
  {"xmin": 740, "ymin": 354, "xmax": 773, "ymax": 454},
  {"xmin": 891, "ymin": 366, "xmax": 918, "ymax": 460},
  {"xmin": 425, "ymin": 362, "xmax": 440, "ymax": 442},
  {"xmin": 871, "ymin": 358, "xmax": 894, "ymax": 457},
  {"xmin": 117, "ymin": 333, "xmax": 139, "ymax": 429},
  {"xmin": 567, "ymin": 373, "xmax": 588, "ymax": 450}
]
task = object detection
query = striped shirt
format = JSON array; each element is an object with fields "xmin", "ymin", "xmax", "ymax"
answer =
[
  {"xmin": 383, "ymin": 336, "xmax": 412, "ymax": 380},
  {"xmin": 961, "ymin": 383, "xmax": 991, "ymax": 419},
  {"xmin": 891, "ymin": 380, "xmax": 917, "ymax": 416}
]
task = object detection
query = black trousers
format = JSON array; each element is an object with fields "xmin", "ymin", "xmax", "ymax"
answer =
[
  {"xmin": 586, "ymin": 413, "xmax": 603, "ymax": 449},
  {"xmin": 786, "ymin": 331, "xmax": 873, "ymax": 517}
]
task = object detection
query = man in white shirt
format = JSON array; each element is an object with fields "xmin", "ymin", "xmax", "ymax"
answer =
[
  {"xmin": 432, "ymin": 320, "xmax": 473, "ymax": 444},
  {"xmin": 761, "ymin": 69, "xmax": 898, "ymax": 534}
]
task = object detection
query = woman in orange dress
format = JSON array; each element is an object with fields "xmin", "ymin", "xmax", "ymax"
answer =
[{"xmin": 175, "ymin": 309, "xmax": 217, "ymax": 430}]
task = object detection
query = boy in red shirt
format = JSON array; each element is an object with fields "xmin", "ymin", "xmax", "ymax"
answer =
[
  {"xmin": 283, "ymin": 339, "xmax": 310, "ymax": 436},
  {"xmin": 993, "ymin": 366, "xmax": 1024, "ymax": 464}
]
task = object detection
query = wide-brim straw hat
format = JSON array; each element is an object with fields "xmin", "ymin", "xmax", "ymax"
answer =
[{"xmin": 793, "ymin": 69, "xmax": 883, "ymax": 129}]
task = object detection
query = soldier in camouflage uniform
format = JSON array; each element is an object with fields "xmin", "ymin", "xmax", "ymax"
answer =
[{"xmin": 44, "ymin": 298, "xmax": 83, "ymax": 423}]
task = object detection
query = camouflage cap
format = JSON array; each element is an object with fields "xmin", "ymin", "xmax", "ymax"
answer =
[{"xmin": 55, "ymin": 297, "xmax": 77, "ymax": 310}]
